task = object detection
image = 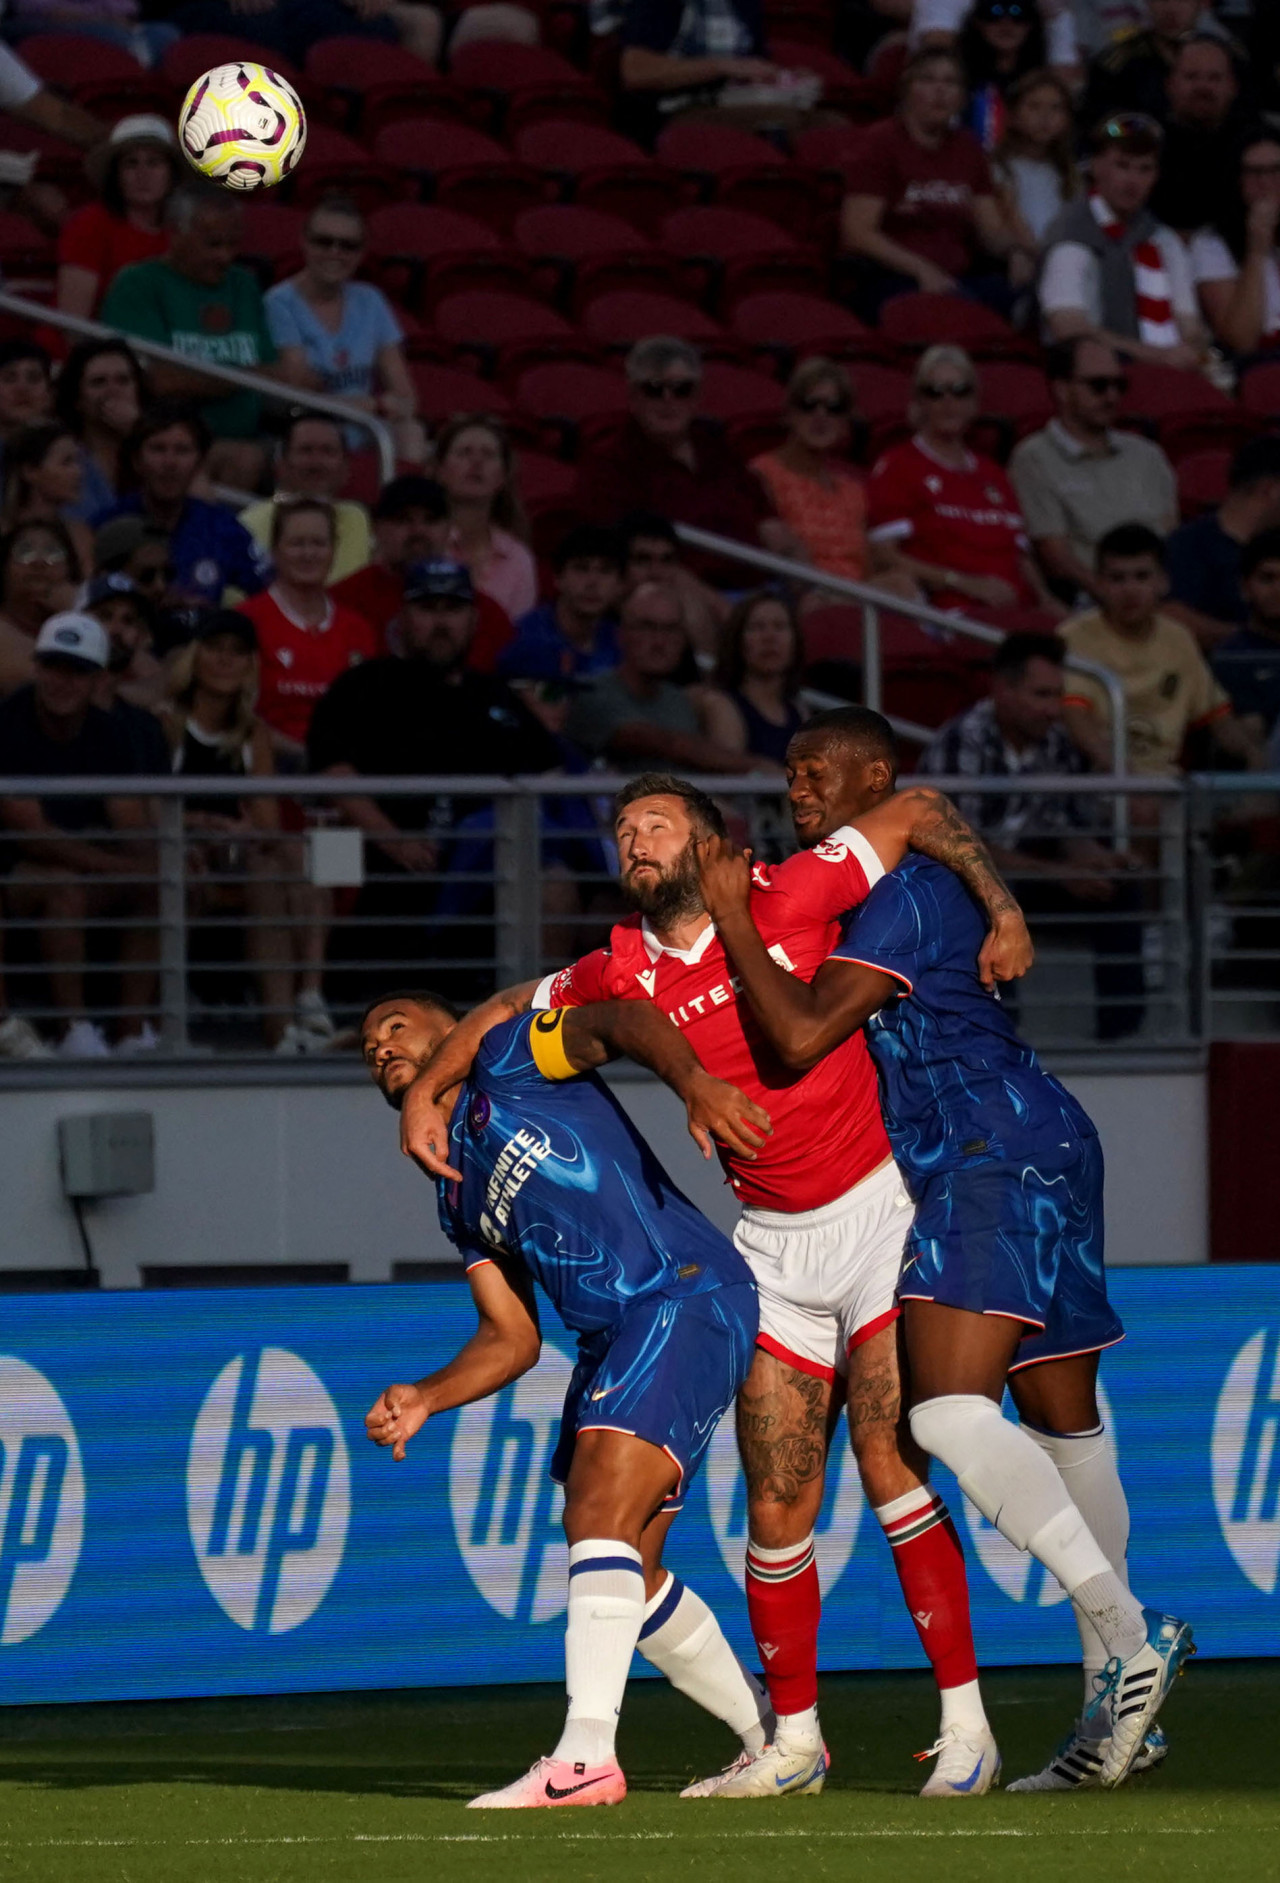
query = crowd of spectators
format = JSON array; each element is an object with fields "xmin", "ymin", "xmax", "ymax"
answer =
[{"xmin": 1, "ymin": 0, "xmax": 1280, "ymax": 1057}]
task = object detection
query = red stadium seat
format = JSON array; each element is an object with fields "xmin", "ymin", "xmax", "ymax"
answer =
[
  {"xmin": 449, "ymin": 41, "xmax": 608, "ymax": 134},
  {"xmin": 513, "ymin": 361, "xmax": 630, "ymax": 455},
  {"xmin": 0, "ymin": 212, "xmax": 55, "ymax": 280},
  {"xmin": 514, "ymin": 205, "xmax": 684, "ymax": 312},
  {"xmin": 580, "ymin": 289, "xmax": 726, "ymax": 350},
  {"xmin": 516, "ymin": 447, "xmax": 578, "ymax": 508},
  {"xmin": 304, "ymin": 36, "xmax": 466, "ymax": 136},
  {"xmin": 408, "ymin": 362, "xmax": 512, "ymax": 425},
  {"xmin": 0, "ymin": 121, "xmax": 83, "ymax": 199},
  {"xmin": 515, "ymin": 120, "xmax": 689, "ymax": 237},
  {"xmin": 238, "ymin": 202, "xmax": 306, "ymax": 284},
  {"xmin": 977, "ymin": 361, "xmax": 1053, "ymax": 432},
  {"xmin": 18, "ymin": 33, "xmax": 169, "ymax": 115},
  {"xmin": 288, "ymin": 122, "xmax": 401, "ymax": 212},
  {"xmin": 374, "ymin": 120, "xmax": 553, "ymax": 232},
  {"xmin": 730, "ymin": 290, "xmax": 879, "ymax": 365},
  {"xmin": 161, "ymin": 36, "xmax": 303, "ymax": 96},
  {"xmin": 1118, "ymin": 362, "xmax": 1235, "ymax": 423},
  {"xmin": 768, "ymin": 41, "xmax": 885, "ymax": 122},
  {"xmin": 848, "ymin": 362, "xmax": 912, "ymax": 425},
  {"xmin": 700, "ymin": 359, "xmax": 787, "ymax": 456},
  {"xmin": 1176, "ymin": 448, "xmax": 1233, "ymax": 519},
  {"xmin": 655, "ymin": 121, "xmax": 818, "ymax": 236},
  {"xmin": 792, "ymin": 121, "xmax": 867, "ymax": 207},
  {"xmin": 432, "ymin": 289, "xmax": 590, "ymax": 377},
  {"xmin": 366, "ymin": 204, "xmax": 532, "ymax": 310},
  {"xmin": 865, "ymin": 32, "xmax": 909, "ymax": 101},
  {"xmin": 1239, "ymin": 361, "xmax": 1280, "ymax": 423},
  {"xmin": 878, "ymin": 291, "xmax": 1017, "ymax": 354},
  {"xmin": 660, "ymin": 206, "xmax": 824, "ymax": 311}
]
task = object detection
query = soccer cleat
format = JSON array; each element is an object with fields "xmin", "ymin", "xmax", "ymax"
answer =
[
  {"xmin": 467, "ymin": 1754, "xmax": 627, "ymax": 1810},
  {"xmin": 1088, "ymin": 1610, "xmax": 1194, "ymax": 1789},
  {"xmin": 1006, "ymin": 1723, "xmax": 1169, "ymax": 1794},
  {"xmin": 685, "ymin": 1740, "xmax": 829, "ymax": 1798},
  {"xmin": 916, "ymin": 1724, "xmax": 1001, "ymax": 1797}
]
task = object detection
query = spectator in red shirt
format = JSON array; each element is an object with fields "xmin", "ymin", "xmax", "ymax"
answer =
[
  {"xmin": 841, "ymin": 49, "xmax": 1028, "ymax": 321},
  {"xmin": 867, "ymin": 344, "xmax": 1059, "ymax": 616},
  {"xmin": 330, "ymin": 472, "xmax": 514, "ymax": 673},
  {"xmin": 572, "ymin": 336, "xmax": 780, "ymax": 588},
  {"xmin": 237, "ymin": 498, "xmax": 378, "ymax": 762},
  {"xmin": 56, "ymin": 116, "xmax": 177, "ymax": 324}
]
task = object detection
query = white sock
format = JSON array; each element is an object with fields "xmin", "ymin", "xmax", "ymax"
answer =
[
  {"xmin": 1024, "ymin": 1421, "xmax": 1131, "ymax": 1719},
  {"xmin": 938, "ymin": 1680, "xmax": 988, "ymax": 1737},
  {"xmin": 776, "ymin": 1705, "xmax": 821, "ymax": 1751},
  {"xmin": 553, "ymin": 1539, "xmax": 645, "ymax": 1768},
  {"xmin": 910, "ymin": 1394, "xmax": 1146, "ymax": 1658},
  {"xmin": 637, "ymin": 1572, "xmax": 775, "ymax": 1754}
]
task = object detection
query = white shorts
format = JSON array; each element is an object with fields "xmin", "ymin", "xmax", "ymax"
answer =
[{"xmin": 733, "ymin": 1158, "xmax": 915, "ymax": 1382}]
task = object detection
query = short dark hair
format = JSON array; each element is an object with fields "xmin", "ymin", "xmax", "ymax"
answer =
[
  {"xmin": 612, "ymin": 772, "xmax": 728, "ymax": 839},
  {"xmin": 359, "ymin": 988, "xmax": 460, "ymax": 1031},
  {"xmin": 993, "ymin": 632, "xmax": 1066, "ymax": 680},
  {"xmin": 0, "ymin": 338, "xmax": 51, "ymax": 377},
  {"xmin": 552, "ymin": 523, "xmax": 622, "ymax": 573},
  {"xmin": 123, "ymin": 399, "xmax": 211, "ymax": 480},
  {"xmin": 1228, "ymin": 435, "xmax": 1280, "ymax": 493},
  {"xmin": 281, "ymin": 409, "xmax": 345, "ymax": 453},
  {"xmin": 373, "ymin": 473, "xmax": 446, "ymax": 522},
  {"xmin": 1241, "ymin": 527, "xmax": 1280, "ymax": 580},
  {"xmin": 1096, "ymin": 523, "xmax": 1166, "ymax": 569},
  {"xmin": 792, "ymin": 705, "xmax": 898, "ymax": 777},
  {"xmin": 270, "ymin": 497, "xmax": 334, "ymax": 548},
  {"xmin": 619, "ymin": 510, "xmax": 679, "ymax": 555},
  {"xmin": 1044, "ymin": 336, "xmax": 1120, "ymax": 385}
]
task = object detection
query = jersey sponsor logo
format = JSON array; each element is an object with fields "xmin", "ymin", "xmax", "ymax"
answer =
[
  {"xmin": 665, "ymin": 979, "xmax": 741, "ymax": 1030},
  {"xmin": 635, "ymin": 968, "xmax": 657, "ymax": 997},
  {"xmin": 187, "ymin": 1348, "xmax": 350, "ymax": 1635},
  {"xmin": 1212, "ymin": 1327, "xmax": 1280, "ymax": 1594},
  {"xmin": 959, "ymin": 1384, "xmax": 1115, "ymax": 1606},
  {"xmin": 450, "ymin": 1347, "xmax": 572, "ymax": 1624},
  {"xmin": 276, "ymin": 646, "xmax": 294, "ymax": 667},
  {"xmin": 0, "ymin": 1358, "xmax": 84, "ymax": 1646},
  {"xmin": 482, "ymin": 1127, "xmax": 552, "ymax": 1244},
  {"xmin": 469, "ymin": 1093, "xmax": 491, "ymax": 1132},
  {"xmin": 705, "ymin": 1412, "xmax": 864, "ymax": 1597},
  {"xmin": 811, "ymin": 839, "xmax": 849, "ymax": 864}
]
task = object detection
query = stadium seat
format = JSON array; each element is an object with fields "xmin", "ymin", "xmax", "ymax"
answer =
[
  {"xmin": 865, "ymin": 31, "xmax": 909, "ymax": 101},
  {"xmin": 1118, "ymin": 362, "xmax": 1235, "ymax": 424},
  {"xmin": 161, "ymin": 36, "xmax": 303, "ymax": 97},
  {"xmin": 761, "ymin": 0, "xmax": 834, "ymax": 47},
  {"xmin": 660, "ymin": 206, "xmax": 825, "ymax": 312},
  {"xmin": 513, "ymin": 205, "xmax": 684, "ymax": 313},
  {"xmin": 793, "ymin": 121, "xmax": 867, "ymax": 207},
  {"xmin": 374, "ymin": 121, "xmax": 553, "ymax": 232},
  {"xmin": 1176, "ymin": 448, "xmax": 1233, "ymax": 519},
  {"xmin": 699, "ymin": 360, "xmax": 787, "ymax": 456},
  {"xmin": 515, "ymin": 121, "xmax": 689, "ymax": 238},
  {"xmin": 408, "ymin": 362, "xmax": 512, "ymax": 426},
  {"xmin": 977, "ymin": 362, "xmax": 1053, "ymax": 432},
  {"xmin": 449, "ymin": 41, "xmax": 608, "ymax": 135},
  {"xmin": 655, "ymin": 122, "xmax": 818, "ymax": 236},
  {"xmin": 0, "ymin": 212, "xmax": 55, "ymax": 282},
  {"xmin": 516, "ymin": 446, "xmax": 578, "ymax": 509},
  {"xmin": 580, "ymin": 289, "xmax": 726, "ymax": 351},
  {"xmin": 17, "ymin": 33, "xmax": 169, "ymax": 116},
  {"xmin": 304, "ymin": 36, "xmax": 467, "ymax": 137},
  {"xmin": 1238, "ymin": 361, "xmax": 1280, "ymax": 423},
  {"xmin": 366, "ymin": 204, "xmax": 532, "ymax": 310},
  {"xmin": 730, "ymin": 290, "xmax": 881, "ymax": 367},
  {"xmin": 768, "ymin": 41, "xmax": 886, "ymax": 121},
  {"xmin": 432, "ymin": 289, "xmax": 590, "ymax": 377},
  {"xmin": 513, "ymin": 361, "xmax": 630, "ymax": 456},
  {"xmin": 0, "ymin": 121, "xmax": 83, "ymax": 199},
  {"xmin": 238, "ymin": 202, "xmax": 306, "ymax": 285},
  {"xmin": 878, "ymin": 291, "xmax": 1018, "ymax": 355},
  {"xmin": 288, "ymin": 122, "xmax": 401, "ymax": 212},
  {"xmin": 848, "ymin": 362, "xmax": 912, "ymax": 427}
]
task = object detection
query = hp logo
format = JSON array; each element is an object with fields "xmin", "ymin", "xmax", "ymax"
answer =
[
  {"xmin": 960, "ymin": 1384, "xmax": 1116, "ymax": 1606},
  {"xmin": 704, "ymin": 1413, "xmax": 865, "ymax": 1596},
  {"xmin": 0, "ymin": 1357, "xmax": 84, "ymax": 1646},
  {"xmin": 450, "ymin": 1346, "xmax": 571, "ymax": 1623},
  {"xmin": 1212, "ymin": 1327, "xmax": 1280, "ymax": 1595},
  {"xmin": 187, "ymin": 1348, "xmax": 350, "ymax": 1634}
]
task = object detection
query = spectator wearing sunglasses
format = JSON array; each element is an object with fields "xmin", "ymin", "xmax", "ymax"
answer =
[
  {"xmin": 957, "ymin": 0, "xmax": 1050, "ymax": 150},
  {"xmin": 750, "ymin": 358, "xmax": 871, "ymax": 584},
  {"xmin": 266, "ymin": 196, "xmax": 427, "ymax": 466},
  {"xmin": 1011, "ymin": 336, "xmax": 1177, "ymax": 605},
  {"xmin": 1039, "ymin": 113, "xmax": 1207, "ymax": 371},
  {"xmin": 913, "ymin": 0, "xmax": 1078, "ymax": 74},
  {"xmin": 867, "ymin": 345, "xmax": 1056, "ymax": 616},
  {"xmin": 1192, "ymin": 131, "xmax": 1280, "ymax": 356},
  {"xmin": 571, "ymin": 336, "xmax": 778, "ymax": 589}
]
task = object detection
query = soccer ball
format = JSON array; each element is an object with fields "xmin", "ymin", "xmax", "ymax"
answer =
[{"xmin": 178, "ymin": 63, "xmax": 307, "ymax": 193}]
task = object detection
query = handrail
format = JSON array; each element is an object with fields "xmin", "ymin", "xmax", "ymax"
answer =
[
  {"xmin": 0, "ymin": 290, "xmax": 397, "ymax": 484},
  {"xmin": 673, "ymin": 518, "xmax": 1132, "ymax": 844},
  {"xmin": 0, "ymin": 772, "xmax": 1181, "ymax": 798}
]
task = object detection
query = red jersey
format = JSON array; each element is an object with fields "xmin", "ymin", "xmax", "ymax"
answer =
[
  {"xmin": 238, "ymin": 588, "xmax": 377, "ymax": 745},
  {"xmin": 539, "ymin": 826, "xmax": 892, "ymax": 1214},
  {"xmin": 867, "ymin": 437, "xmax": 1034, "ymax": 612}
]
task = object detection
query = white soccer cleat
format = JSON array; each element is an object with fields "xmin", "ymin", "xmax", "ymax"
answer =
[
  {"xmin": 685, "ymin": 1740, "xmax": 829, "ymax": 1798},
  {"xmin": 467, "ymin": 1754, "xmax": 627, "ymax": 1809},
  {"xmin": 1090, "ymin": 1611, "xmax": 1194, "ymax": 1788},
  {"xmin": 916, "ymin": 1724, "xmax": 1001, "ymax": 1797},
  {"xmin": 1006, "ymin": 1723, "xmax": 1168, "ymax": 1793}
]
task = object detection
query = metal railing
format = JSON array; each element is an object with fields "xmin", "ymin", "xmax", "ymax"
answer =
[
  {"xmin": 0, "ymin": 292, "xmax": 398, "ymax": 483},
  {"xmin": 2, "ymin": 771, "xmax": 1270, "ymax": 1063}
]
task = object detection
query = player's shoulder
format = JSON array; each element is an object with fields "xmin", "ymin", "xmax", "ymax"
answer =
[{"xmin": 475, "ymin": 1011, "xmax": 537, "ymax": 1075}]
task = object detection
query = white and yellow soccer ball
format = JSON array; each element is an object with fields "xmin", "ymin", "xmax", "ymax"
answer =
[{"xmin": 178, "ymin": 62, "xmax": 307, "ymax": 193}]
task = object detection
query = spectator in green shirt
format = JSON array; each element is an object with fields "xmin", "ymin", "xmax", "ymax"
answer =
[{"xmin": 100, "ymin": 185, "xmax": 276, "ymax": 494}]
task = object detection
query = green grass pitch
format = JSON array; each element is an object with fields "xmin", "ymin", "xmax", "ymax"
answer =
[{"xmin": 1, "ymin": 1663, "xmax": 1275, "ymax": 1883}]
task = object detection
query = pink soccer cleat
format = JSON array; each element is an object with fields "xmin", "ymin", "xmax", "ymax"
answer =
[{"xmin": 467, "ymin": 1754, "xmax": 628, "ymax": 1809}]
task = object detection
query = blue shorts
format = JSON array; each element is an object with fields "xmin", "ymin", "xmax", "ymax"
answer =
[
  {"xmin": 551, "ymin": 1282, "xmax": 758, "ymax": 1511},
  {"xmin": 898, "ymin": 1133, "xmax": 1124, "ymax": 1371}
]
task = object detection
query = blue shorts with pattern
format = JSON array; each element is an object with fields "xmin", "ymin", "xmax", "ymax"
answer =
[{"xmin": 897, "ymin": 1132, "xmax": 1124, "ymax": 1370}]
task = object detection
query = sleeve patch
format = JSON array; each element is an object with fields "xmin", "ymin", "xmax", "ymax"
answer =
[{"xmin": 528, "ymin": 1007, "xmax": 579, "ymax": 1082}]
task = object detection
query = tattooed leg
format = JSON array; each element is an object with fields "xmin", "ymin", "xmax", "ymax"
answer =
[
  {"xmin": 737, "ymin": 1346, "xmax": 836, "ymax": 1550},
  {"xmin": 845, "ymin": 1320, "xmax": 927, "ymax": 1505}
]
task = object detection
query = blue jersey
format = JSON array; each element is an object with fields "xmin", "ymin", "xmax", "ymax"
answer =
[
  {"xmin": 831, "ymin": 856, "xmax": 1095, "ymax": 1184},
  {"xmin": 438, "ymin": 1010, "xmax": 748, "ymax": 1335}
]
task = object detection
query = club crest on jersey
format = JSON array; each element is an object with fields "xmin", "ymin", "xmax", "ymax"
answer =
[
  {"xmin": 812, "ymin": 837, "xmax": 850, "ymax": 863},
  {"xmin": 469, "ymin": 1093, "xmax": 491, "ymax": 1132}
]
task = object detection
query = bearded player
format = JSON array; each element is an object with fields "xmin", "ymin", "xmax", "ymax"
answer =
[
  {"xmin": 697, "ymin": 705, "xmax": 1193, "ymax": 1792},
  {"xmin": 401, "ymin": 763, "xmax": 1033, "ymax": 1798},
  {"xmin": 364, "ymin": 989, "xmax": 778, "ymax": 1808}
]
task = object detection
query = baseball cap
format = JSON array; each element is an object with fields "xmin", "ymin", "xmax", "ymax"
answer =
[
  {"xmin": 34, "ymin": 612, "xmax": 109, "ymax": 671},
  {"xmin": 373, "ymin": 474, "xmax": 446, "ymax": 522},
  {"xmin": 78, "ymin": 571, "xmax": 154, "ymax": 622},
  {"xmin": 402, "ymin": 558, "xmax": 475, "ymax": 604},
  {"xmin": 193, "ymin": 609, "xmax": 258, "ymax": 652},
  {"xmin": 86, "ymin": 114, "xmax": 177, "ymax": 192}
]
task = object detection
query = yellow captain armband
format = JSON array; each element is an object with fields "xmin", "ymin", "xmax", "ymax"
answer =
[{"xmin": 528, "ymin": 1007, "xmax": 579, "ymax": 1082}]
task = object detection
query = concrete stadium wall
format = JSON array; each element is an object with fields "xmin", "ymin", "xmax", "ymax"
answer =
[{"xmin": 0, "ymin": 1058, "xmax": 1208, "ymax": 1290}]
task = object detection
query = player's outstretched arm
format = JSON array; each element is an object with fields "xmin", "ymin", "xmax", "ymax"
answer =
[
  {"xmin": 365, "ymin": 1256, "xmax": 541, "ymax": 1461},
  {"xmin": 854, "ymin": 788, "xmax": 1033, "ymax": 986},
  {"xmin": 400, "ymin": 978, "xmax": 540, "ymax": 1178},
  {"xmin": 698, "ymin": 837, "xmax": 896, "ymax": 1069},
  {"xmin": 559, "ymin": 1003, "xmax": 773, "ymax": 1161}
]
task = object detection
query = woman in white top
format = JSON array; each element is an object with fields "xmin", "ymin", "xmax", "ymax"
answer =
[
  {"xmin": 435, "ymin": 415, "xmax": 538, "ymax": 622},
  {"xmin": 993, "ymin": 68, "xmax": 1079, "ymax": 246},
  {"xmin": 1193, "ymin": 132, "xmax": 1280, "ymax": 357},
  {"xmin": 265, "ymin": 194, "xmax": 427, "ymax": 465}
]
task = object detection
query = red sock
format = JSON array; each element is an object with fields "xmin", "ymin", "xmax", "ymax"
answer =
[
  {"xmin": 876, "ymin": 1488, "xmax": 979, "ymax": 1691},
  {"xmin": 744, "ymin": 1534, "xmax": 821, "ymax": 1716}
]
